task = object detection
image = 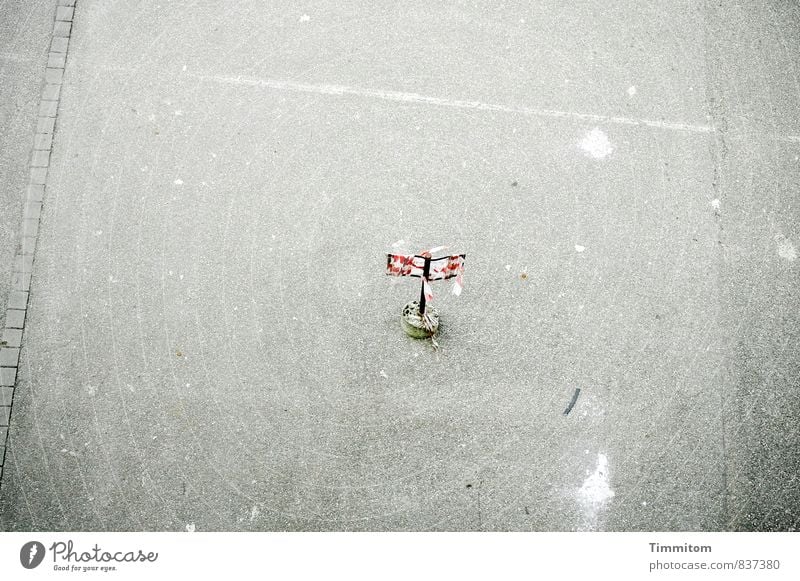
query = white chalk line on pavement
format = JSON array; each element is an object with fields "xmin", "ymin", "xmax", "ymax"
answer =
[
  {"xmin": 190, "ymin": 73, "xmax": 800, "ymax": 142},
  {"xmin": 98, "ymin": 66, "xmax": 800, "ymax": 141},
  {"xmin": 189, "ymin": 72, "xmax": 714, "ymax": 134}
]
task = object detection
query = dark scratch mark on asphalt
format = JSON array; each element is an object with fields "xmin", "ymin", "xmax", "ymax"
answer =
[{"xmin": 563, "ymin": 388, "xmax": 581, "ymax": 415}]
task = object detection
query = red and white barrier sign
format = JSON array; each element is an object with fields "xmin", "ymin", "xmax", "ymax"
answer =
[{"xmin": 386, "ymin": 250, "xmax": 466, "ymax": 302}]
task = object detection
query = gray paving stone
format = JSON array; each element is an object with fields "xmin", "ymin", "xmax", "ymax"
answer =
[
  {"xmin": 13, "ymin": 253, "xmax": 34, "ymax": 273},
  {"xmin": 31, "ymin": 150, "xmax": 50, "ymax": 167},
  {"xmin": 1, "ymin": 329, "xmax": 22, "ymax": 349},
  {"xmin": 7, "ymin": 292, "xmax": 28, "ymax": 310},
  {"xmin": 51, "ymin": 36, "xmax": 69, "ymax": 53},
  {"xmin": 11, "ymin": 271, "xmax": 32, "ymax": 293},
  {"xmin": 24, "ymin": 201, "xmax": 43, "ymax": 221},
  {"xmin": 27, "ymin": 185, "xmax": 45, "ymax": 202},
  {"xmin": 53, "ymin": 20, "xmax": 71, "ymax": 37},
  {"xmin": 58, "ymin": 0, "xmax": 76, "ymax": 6},
  {"xmin": 20, "ymin": 237, "xmax": 37, "ymax": 256},
  {"xmin": 42, "ymin": 83, "xmax": 62, "ymax": 102},
  {"xmin": 45, "ymin": 67, "xmax": 63, "ymax": 85},
  {"xmin": 0, "ymin": 385, "xmax": 13, "ymax": 405},
  {"xmin": 47, "ymin": 52, "xmax": 66, "ymax": 69},
  {"xmin": 0, "ymin": 426, "xmax": 6, "ymax": 444},
  {"xmin": 37, "ymin": 116, "xmax": 56, "ymax": 134},
  {"xmin": 0, "ymin": 348, "xmax": 20, "ymax": 368},
  {"xmin": 38, "ymin": 100, "xmax": 58, "ymax": 117},
  {"xmin": 0, "ymin": 370, "xmax": 15, "ymax": 388},
  {"xmin": 0, "ymin": 406, "xmax": 10, "ymax": 427},
  {"xmin": 56, "ymin": 6, "xmax": 74, "ymax": 21},
  {"xmin": 0, "ymin": 447, "xmax": 4, "ymax": 467},
  {"xmin": 34, "ymin": 132, "xmax": 54, "ymax": 150},
  {"xmin": 22, "ymin": 220, "xmax": 39, "ymax": 239},
  {"xmin": 4, "ymin": 310, "xmax": 25, "ymax": 329},
  {"xmin": 29, "ymin": 167, "xmax": 47, "ymax": 185}
]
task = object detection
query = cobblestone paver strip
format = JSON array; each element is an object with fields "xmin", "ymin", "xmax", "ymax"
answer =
[{"xmin": 0, "ymin": 0, "xmax": 76, "ymax": 487}]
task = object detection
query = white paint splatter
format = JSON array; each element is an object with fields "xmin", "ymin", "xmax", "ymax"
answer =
[
  {"xmin": 391, "ymin": 239, "xmax": 405, "ymax": 248},
  {"xmin": 627, "ymin": 86, "xmax": 637, "ymax": 97},
  {"xmin": 173, "ymin": 179, "xmax": 183, "ymax": 185},
  {"xmin": 174, "ymin": 110, "xmax": 183, "ymax": 116},
  {"xmin": 379, "ymin": 370, "xmax": 388, "ymax": 379},
  {"xmin": 775, "ymin": 234, "xmax": 797, "ymax": 262},
  {"xmin": 185, "ymin": 522, "xmax": 195, "ymax": 532},
  {"xmin": 299, "ymin": 14, "xmax": 310, "ymax": 22},
  {"xmin": 579, "ymin": 128, "xmax": 614, "ymax": 159},
  {"xmin": 577, "ymin": 453, "xmax": 615, "ymax": 531},
  {"xmin": 711, "ymin": 199, "xmax": 720, "ymax": 211},
  {"xmin": 575, "ymin": 245, "xmax": 585, "ymax": 253},
  {"xmin": 579, "ymin": 454, "xmax": 614, "ymax": 504},
  {"xmin": 505, "ymin": 264, "xmax": 511, "ymax": 271},
  {"xmin": 250, "ymin": 505, "xmax": 260, "ymax": 521}
]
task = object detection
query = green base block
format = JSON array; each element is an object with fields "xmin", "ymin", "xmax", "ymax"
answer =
[{"xmin": 401, "ymin": 301, "xmax": 439, "ymax": 339}]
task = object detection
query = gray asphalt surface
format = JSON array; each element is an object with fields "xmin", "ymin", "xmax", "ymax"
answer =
[
  {"xmin": 0, "ymin": 0, "xmax": 57, "ymax": 330},
  {"xmin": 1, "ymin": 0, "xmax": 798, "ymax": 531}
]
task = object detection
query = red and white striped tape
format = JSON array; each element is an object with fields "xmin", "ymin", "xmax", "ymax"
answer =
[{"xmin": 386, "ymin": 246, "xmax": 465, "ymax": 300}]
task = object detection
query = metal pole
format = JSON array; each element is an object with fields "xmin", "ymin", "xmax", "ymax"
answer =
[{"xmin": 419, "ymin": 255, "xmax": 431, "ymax": 315}]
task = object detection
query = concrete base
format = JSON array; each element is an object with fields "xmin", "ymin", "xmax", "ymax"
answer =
[{"xmin": 400, "ymin": 301, "xmax": 439, "ymax": 339}]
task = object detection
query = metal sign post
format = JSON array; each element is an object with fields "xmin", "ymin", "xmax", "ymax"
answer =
[{"xmin": 418, "ymin": 254, "xmax": 432, "ymax": 316}]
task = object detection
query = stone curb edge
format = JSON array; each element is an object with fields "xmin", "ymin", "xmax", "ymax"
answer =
[{"xmin": 0, "ymin": 0, "xmax": 77, "ymax": 486}]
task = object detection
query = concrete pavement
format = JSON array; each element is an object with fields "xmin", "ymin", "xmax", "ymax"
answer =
[{"xmin": 0, "ymin": 0, "xmax": 798, "ymax": 531}]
